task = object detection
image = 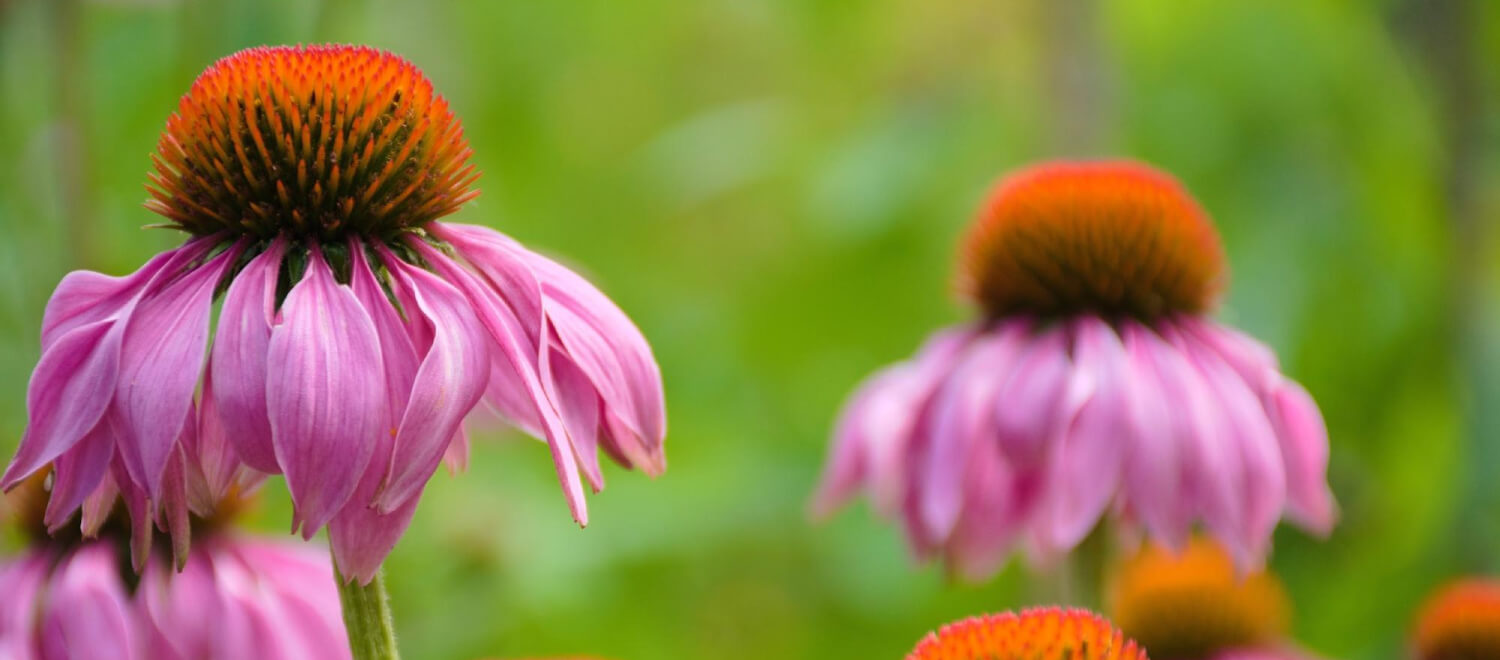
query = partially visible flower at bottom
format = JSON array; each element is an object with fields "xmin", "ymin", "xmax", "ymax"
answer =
[
  {"xmin": 907, "ymin": 607, "xmax": 1147, "ymax": 660},
  {"xmin": 1108, "ymin": 536, "xmax": 1317, "ymax": 660},
  {"xmin": 1412, "ymin": 578, "xmax": 1500, "ymax": 660},
  {"xmin": 0, "ymin": 537, "xmax": 348, "ymax": 660}
]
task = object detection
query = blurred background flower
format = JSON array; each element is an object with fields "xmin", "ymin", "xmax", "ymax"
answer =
[
  {"xmin": 0, "ymin": 0, "xmax": 1495, "ymax": 658},
  {"xmin": 1411, "ymin": 578, "xmax": 1500, "ymax": 660},
  {"xmin": 906, "ymin": 608, "xmax": 1145, "ymax": 660}
]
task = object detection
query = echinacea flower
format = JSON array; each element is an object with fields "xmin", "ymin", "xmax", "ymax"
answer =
[
  {"xmin": 0, "ymin": 479, "xmax": 348, "ymax": 659},
  {"xmin": 907, "ymin": 607, "xmax": 1147, "ymax": 660},
  {"xmin": 813, "ymin": 161, "xmax": 1334, "ymax": 578},
  {"xmin": 3, "ymin": 44, "xmax": 665, "ymax": 583},
  {"xmin": 1412, "ymin": 578, "xmax": 1500, "ymax": 660},
  {"xmin": 1108, "ymin": 536, "xmax": 1317, "ymax": 660}
]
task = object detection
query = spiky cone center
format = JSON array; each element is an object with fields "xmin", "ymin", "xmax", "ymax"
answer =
[
  {"xmin": 1109, "ymin": 537, "xmax": 1289, "ymax": 659},
  {"xmin": 1414, "ymin": 579, "xmax": 1500, "ymax": 660},
  {"xmin": 146, "ymin": 44, "xmax": 479, "ymax": 243},
  {"xmin": 907, "ymin": 608, "xmax": 1148, "ymax": 660},
  {"xmin": 959, "ymin": 161, "xmax": 1225, "ymax": 321}
]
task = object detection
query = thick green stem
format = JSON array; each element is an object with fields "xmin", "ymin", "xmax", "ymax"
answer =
[{"xmin": 334, "ymin": 558, "xmax": 400, "ymax": 660}]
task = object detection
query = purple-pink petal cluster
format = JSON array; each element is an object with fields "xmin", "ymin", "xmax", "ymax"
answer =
[
  {"xmin": 5, "ymin": 222, "xmax": 665, "ymax": 583},
  {"xmin": 0, "ymin": 538, "xmax": 347, "ymax": 660},
  {"xmin": 814, "ymin": 316, "xmax": 1334, "ymax": 579}
]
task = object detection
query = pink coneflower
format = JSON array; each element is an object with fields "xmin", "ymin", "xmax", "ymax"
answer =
[
  {"xmin": 0, "ymin": 477, "xmax": 348, "ymax": 660},
  {"xmin": 814, "ymin": 161, "xmax": 1334, "ymax": 578},
  {"xmin": 906, "ymin": 607, "xmax": 1147, "ymax": 660},
  {"xmin": 0, "ymin": 539, "xmax": 349, "ymax": 660},
  {"xmin": 3, "ymin": 45, "xmax": 665, "ymax": 583},
  {"xmin": 1108, "ymin": 537, "xmax": 1319, "ymax": 660}
]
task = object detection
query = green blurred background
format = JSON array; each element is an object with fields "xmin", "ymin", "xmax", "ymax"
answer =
[{"xmin": 1, "ymin": 0, "xmax": 1498, "ymax": 657}]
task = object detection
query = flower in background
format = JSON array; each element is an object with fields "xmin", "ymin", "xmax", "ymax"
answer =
[
  {"xmin": 1411, "ymin": 578, "xmax": 1500, "ymax": 660},
  {"xmin": 0, "ymin": 479, "xmax": 348, "ymax": 659},
  {"xmin": 907, "ymin": 607, "xmax": 1146, "ymax": 660},
  {"xmin": 3, "ymin": 45, "xmax": 666, "ymax": 583},
  {"xmin": 1108, "ymin": 536, "xmax": 1316, "ymax": 660},
  {"xmin": 814, "ymin": 161, "xmax": 1334, "ymax": 579}
]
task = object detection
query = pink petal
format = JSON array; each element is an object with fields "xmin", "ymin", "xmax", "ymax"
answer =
[
  {"xmin": 3, "ymin": 318, "xmax": 123, "ymax": 489},
  {"xmin": 41, "ymin": 543, "xmax": 137, "ymax": 660},
  {"xmin": 43, "ymin": 418, "xmax": 115, "ymax": 534},
  {"xmin": 113, "ymin": 457, "xmax": 155, "ymax": 571},
  {"xmin": 541, "ymin": 348, "xmax": 605, "ymax": 491},
  {"xmin": 914, "ymin": 321, "xmax": 1029, "ymax": 543},
  {"xmin": 415, "ymin": 239, "xmax": 590, "ymax": 525},
  {"xmin": 443, "ymin": 426, "xmax": 471, "ymax": 474},
  {"xmin": 812, "ymin": 327, "xmax": 974, "ymax": 518},
  {"xmin": 1043, "ymin": 317, "xmax": 1127, "ymax": 550},
  {"xmin": 139, "ymin": 548, "xmax": 220, "ymax": 660},
  {"xmin": 41, "ymin": 238, "xmax": 212, "ymax": 349},
  {"xmin": 1271, "ymin": 381, "xmax": 1336, "ymax": 534},
  {"xmin": 946, "ymin": 441, "xmax": 1045, "ymax": 581},
  {"xmin": 429, "ymin": 223, "xmax": 545, "ymax": 348},
  {"xmin": 994, "ymin": 326, "xmax": 1076, "ymax": 467},
  {"xmin": 209, "ymin": 239, "xmax": 286, "ymax": 474},
  {"xmin": 372, "ymin": 254, "xmax": 491, "ymax": 513},
  {"xmin": 267, "ymin": 247, "xmax": 386, "ymax": 537},
  {"xmin": 1119, "ymin": 323, "xmax": 1189, "ymax": 550},
  {"xmin": 81, "ymin": 473, "xmax": 120, "ymax": 538},
  {"xmin": 188, "ymin": 371, "xmax": 250, "ymax": 515},
  {"xmin": 115, "ymin": 245, "xmax": 238, "ymax": 496}
]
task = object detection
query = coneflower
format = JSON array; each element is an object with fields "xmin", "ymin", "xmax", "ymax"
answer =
[
  {"xmin": 814, "ymin": 161, "xmax": 1334, "ymax": 579},
  {"xmin": 1412, "ymin": 578, "xmax": 1500, "ymax": 660},
  {"xmin": 1109, "ymin": 537, "xmax": 1317, "ymax": 660},
  {"xmin": 907, "ymin": 607, "xmax": 1147, "ymax": 660},
  {"xmin": 3, "ymin": 44, "xmax": 666, "ymax": 586}
]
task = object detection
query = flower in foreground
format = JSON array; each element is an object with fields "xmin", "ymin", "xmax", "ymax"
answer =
[
  {"xmin": 1109, "ymin": 536, "xmax": 1316, "ymax": 660},
  {"xmin": 813, "ymin": 161, "xmax": 1334, "ymax": 578},
  {"xmin": 0, "ymin": 479, "xmax": 347, "ymax": 659},
  {"xmin": 907, "ymin": 607, "xmax": 1147, "ymax": 660},
  {"xmin": 3, "ymin": 44, "xmax": 665, "ymax": 583},
  {"xmin": 1412, "ymin": 578, "xmax": 1500, "ymax": 660}
]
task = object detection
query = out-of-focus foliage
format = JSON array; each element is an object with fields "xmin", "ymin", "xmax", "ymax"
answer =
[{"xmin": 0, "ymin": 0, "xmax": 1496, "ymax": 658}]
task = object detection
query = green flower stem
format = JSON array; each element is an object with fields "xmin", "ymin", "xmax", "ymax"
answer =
[{"xmin": 334, "ymin": 558, "xmax": 401, "ymax": 660}]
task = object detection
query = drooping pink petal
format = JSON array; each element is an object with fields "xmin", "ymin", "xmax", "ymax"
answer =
[
  {"xmin": 43, "ymin": 418, "xmax": 115, "ymax": 534},
  {"xmin": 812, "ymin": 327, "xmax": 974, "ymax": 518},
  {"xmin": 993, "ymin": 326, "xmax": 1076, "ymax": 467},
  {"xmin": 41, "ymin": 238, "xmax": 213, "ymax": 349},
  {"xmin": 4, "ymin": 319, "xmax": 123, "ymax": 489},
  {"xmin": 115, "ymin": 245, "xmax": 239, "ymax": 496},
  {"xmin": 541, "ymin": 347, "xmax": 605, "ymax": 491},
  {"xmin": 113, "ymin": 457, "xmax": 154, "ymax": 571},
  {"xmin": 226, "ymin": 541, "xmax": 350, "ymax": 659},
  {"xmin": 1173, "ymin": 326, "xmax": 1287, "ymax": 568},
  {"xmin": 139, "ymin": 548, "xmax": 221, "ymax": 660},
  {"xmin": 443, "ymin": 426, "xmax": 471, "ymax": 474},
  {"xmin": 188, "ymin": 371, "xmax": 252, "ymax": 515},
  {"xmin": 913, "ymin": 321, "xmax": 1028, "ymax": 543},
  {"xmin": 1270, "ymin": 381, "xmax": 1336, "ymax": 534},
  {"xmin": 1119, "ymin": 322, "xmax": 1189, "ymax": 551},
  {"xmin": 372, "ymin": 252, "xmax": 491, "ymax": 513},
  {"xmin": 81, "ymin": 473, "xmax": 120, "ymax": 538},
  {"xmin": 439, "ymin": 222, "xmax": 666, "ymax": 470},
  {"xmin": 267, "ymin": 246, "xmax": 386, "ymax": 537},
  {"xmin": 945, "ymin": 441, "xmax": 1044, "ymax": 581},
  {"xmin": 415, "ymin": 238, "xmax": 590, "ymax": 525},
  {"xmin": 0, "ymin": 552, "xmax": 48, "ymax": 640},
  {"xmin": 40, "ymin": 544, "xmax": 137, "ymax": 660},
  {"xmin": 210, "ymin": 239, "xmax": 287, "ymax": 474},
  {"xmin": 160, "ymin": 441, "xmax": 194, "ymax": 570},
  {"xmin": 1153, "ymin": 324, "xmax": 1248, "ymax": 560},
  {"xmin": 1042, "ymin": 317, "xmax": 1128, "ymax": 550}
]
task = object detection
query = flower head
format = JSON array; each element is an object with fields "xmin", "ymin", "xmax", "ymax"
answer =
[
  {"xmin": 906, "ymin": 608, "xmax": 1147, "ymax": 660},
  {"xmin": 814, "ymin": 160, "xmax": 1334, "ymax": 580},
  {"xmin": 1109, "ymin": 537, "xmax": 1289, "ymax": 660},
  {"xmin": 1412, "ymin": 578, "xmax": 1500, "ymax": 660},
  {"xmin": 4, "ymin": 44, "xmax": 665, "ymax": 583},
  {"xmin": 0, "ymin": 479, "xmax": 348, "ymax": 660}
]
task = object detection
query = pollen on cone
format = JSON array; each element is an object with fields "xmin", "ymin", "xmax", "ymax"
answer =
[
  {"xmin": 1413, "ymin": 578, "xmax": 1500, "ymax": 660},
  {"xmin": 907, "ymin": 608, "xmax": 1148, "ymax": 660},
  {"xmin": 1109, "ymin": 537, "xmax": 1289, "ymax": 659},
  {"xmin": 146, "ymin": 44, "xmax": 479, "ymax": 241},
  {"xmin": 959, "ymin": 161, "xmax": 1225, "ymax": 320}
]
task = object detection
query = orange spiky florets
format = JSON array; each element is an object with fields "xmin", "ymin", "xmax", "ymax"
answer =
[
  {"xmin": 907, "ymin": 608, "xmax": 1148, "ymax": 660},
  {"xmin": 1413, "ymin": 578, "xmax": 1500, "ymax": 660},
  {"xmin": 146, "ymin": 45, "xmax": 479, "ymax": 242},
  {"xmin": 959, "ymin": 161, "xmax": 1225, "ymax": 321},
  {"xmin": 1108, "ymin": 537, "xmax": 1289, "ymax": 659}
]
